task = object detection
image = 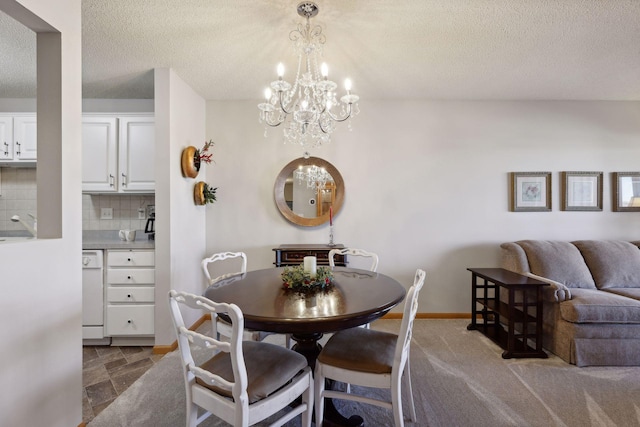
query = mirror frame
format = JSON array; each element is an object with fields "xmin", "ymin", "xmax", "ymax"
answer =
[{"xmin": 274, "ymin": 157, "xmax": 345, "ymax": 227}]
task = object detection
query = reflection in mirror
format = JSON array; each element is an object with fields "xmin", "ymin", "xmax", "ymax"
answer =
[{"xmin": 275, "ymin": 157, "xmax": 344, "ymax": 227}]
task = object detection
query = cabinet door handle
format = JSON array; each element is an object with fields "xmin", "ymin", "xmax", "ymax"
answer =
[
  {"xmin": 2, "ymin": 142, "xmax": 8, "ymax": 156},
  {"xmin": 121, "ymin": 173, "xmax": 127, "ymax": 187},
  {"xmin": 109, "ymin": 174, "xmax": 115, "ymax": 187},
  {"xmin": 127, "ymin": 319, "xmax": 132, "ymax": 324},
  {"xmin": 15, "ymin": 141, "xmax": 20, "ymax": 156}
]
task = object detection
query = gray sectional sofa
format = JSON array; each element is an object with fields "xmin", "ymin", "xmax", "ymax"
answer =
[{"xmin": 500, "ymin": 240, "xmax": 640, "ymax": 366}]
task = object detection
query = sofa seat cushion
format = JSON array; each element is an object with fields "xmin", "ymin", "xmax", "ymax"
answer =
[
  {"xmin": 572, "ymin": 240, "xmax": 640, "ymax": 289},
  {"xmin": 604, "ymin": 288, "xmax": 640, "ymax": 302},
  {"xmin": 560, "ymin": 289, "xmax": 640, "ymax": 324},
  {"xmin": 516, "ymin": 240, "xmax": 596, "ymax": 289}
]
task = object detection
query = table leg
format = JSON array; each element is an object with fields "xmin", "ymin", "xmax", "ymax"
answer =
[{"xmin": 291, "ymin": 333, "xmax": 364, "ymax": 427}]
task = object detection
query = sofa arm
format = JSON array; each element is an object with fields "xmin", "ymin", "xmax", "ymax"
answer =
[{"xmin": 524, "ymin": 272, "xmax": 572, "ymax": 302}]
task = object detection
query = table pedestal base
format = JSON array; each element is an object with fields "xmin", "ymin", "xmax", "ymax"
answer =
[
  {"xmin": 291, "ymin": 333, "xmax": 364, "ymax": 427},
  {"xmin": 291, "ymin": 332, "xmax": 323, "ymax": 369}
]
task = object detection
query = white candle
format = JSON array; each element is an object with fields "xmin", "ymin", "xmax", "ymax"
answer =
[{"xmin": 303, "ymin": 256, "xmax": 317, "ymax": 278}]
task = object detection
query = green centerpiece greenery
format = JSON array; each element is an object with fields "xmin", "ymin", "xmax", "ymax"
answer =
[{"xmin": 281, "ymin": 265, "xmax": 333, "ymax": 293}]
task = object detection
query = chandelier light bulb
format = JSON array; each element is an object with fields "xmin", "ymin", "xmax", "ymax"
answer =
[
  {"xmin": 321, "ymin": 63, "xmax": 329, "ymax": 78},
  {"xmin": 264, "ymin": 88, "xmax": 272, "ymax": 101},
  {"xmin": 257, "ymin": 2, "xmax": 359, "ymax": 153}
]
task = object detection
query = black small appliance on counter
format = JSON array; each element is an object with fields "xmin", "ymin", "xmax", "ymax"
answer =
[{"xmin": 145, "ymin": 213, "xmax": 155, "ymax": 240}]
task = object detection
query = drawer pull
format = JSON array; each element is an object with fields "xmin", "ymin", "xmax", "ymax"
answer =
[
  {"xmin": 127, "ymin": 258, "xmax": 132, "ymax": 262},
  {"xmin": 127, "ymin": 294, "xmax": 132, "ymax": 298},
  {"xmin": 127, "ymin": 319, "xmax": 132, "ymax": 324},
  {"xmin": 127, "ymin": 276, "xmax": 132, "ymax": 280}
]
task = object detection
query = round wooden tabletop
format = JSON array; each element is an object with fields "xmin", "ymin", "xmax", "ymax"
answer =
[{"xmin": 204, "ymin": 267, "xmax": 406, "ymax": 334}]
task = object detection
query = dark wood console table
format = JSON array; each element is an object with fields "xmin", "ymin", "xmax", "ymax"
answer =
[
  {"xmin": 467, "ymin": 268, "xmax": 548, "ymax": 359},
  {"xmin": 273, "ymin": 244, "xmax": 347, "ymax": 267}
]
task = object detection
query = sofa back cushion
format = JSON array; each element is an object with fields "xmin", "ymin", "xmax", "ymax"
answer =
[
  {"xmin": 572, "ymin": 240, "xmax": 640, "ymax": 289},
  {"xmin": 516, "ymin": 240, "xmax": 596, "ymax": 289},
  {"xmin": 499, "ymin": 242, "xmax": 530, "ymax": 274}
]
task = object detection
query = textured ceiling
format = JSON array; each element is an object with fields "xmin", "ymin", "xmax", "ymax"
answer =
[{"xmin": 1, "ymin": 0, "xmax": 639, "ymax": 101}]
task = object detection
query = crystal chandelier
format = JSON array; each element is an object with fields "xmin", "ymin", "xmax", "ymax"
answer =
[
  {"xmin": 294, "ymin": 164, "xmax": 332, "ymax": 191},
  {"xmin": 258, "ymin": 2, "xmax": 359, "ymax": 153}
]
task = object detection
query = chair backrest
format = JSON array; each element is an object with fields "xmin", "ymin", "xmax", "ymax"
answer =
[
  {"xmin": 202, "ymin": 251, "xmax": 247, "ymax": 285},
  {"xmin": 394, "ymin": 269, "xmax": 426, "ymax": 372},
  {"xmin": 328, "ymin": 247, "xmax": 379, "ymax": 272},
  {"xmin": 168, "ymin": 290, "xmax": 249, "ymax": 412}
]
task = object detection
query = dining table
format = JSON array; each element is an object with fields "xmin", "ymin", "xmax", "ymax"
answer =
[{"xmin": 204, "ymin": 266, "xmax": 406, "ymax": 427}]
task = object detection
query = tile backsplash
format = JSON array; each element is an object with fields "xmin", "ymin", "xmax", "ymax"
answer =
[
  {"xmin": 0, "ymin": 167, "xmax": 154, "ymax": 233},
  {"xmin": 0, "ymin": 168, "xmax": 37, "ymax": 233},
  {"xmin": 82, "ymin": 194, "xmax": 155, "ymax": 231}
]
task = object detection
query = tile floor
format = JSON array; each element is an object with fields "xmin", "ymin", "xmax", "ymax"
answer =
[{"xmin": 82, "ymin": 345, "xmax": 164, "ymax": 424}]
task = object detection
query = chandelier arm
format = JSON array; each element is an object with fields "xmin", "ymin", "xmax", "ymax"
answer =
[
  {"xmin": 318, "ymin": 119, "xmax": 329, "ymax": 134},
  {"xmin": 277, "ymin": 91, "xmax": 294, "ymax": 115},
  {"xmin": 324, "ymin": 103, "xmax": 353, "ymax": 123},
  {"xmin": 263, "ymin": 113, "xmax": 285, "ymax": 127}
]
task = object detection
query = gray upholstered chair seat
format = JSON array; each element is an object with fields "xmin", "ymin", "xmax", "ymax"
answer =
[
  {"xmin": 317, "ymin": 328, "xmax": 397, "ymax": 374},
  {"xmin": 197, "ymin": 341, "xmax": 307, "ymax": 404}
]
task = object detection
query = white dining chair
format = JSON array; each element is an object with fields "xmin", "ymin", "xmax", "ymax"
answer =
[
  {"xmin": 329, "ymin": 247, "xmax": 379, "ymax": 272},
  {"xmin": 329, "ymin": 247, "xmax": 379, "ymax": 330},
  {"xmin": 202, "ymin": 251, "xmax": 290, "ymax": 347},
  {"xmin": 201, "ymin": 251, "xmax": 247, "ymax": 285},
  {"xmin": 314, "ymin": 269, "xmax": 426, "ymax": 427},
  {"xmin": 202, "ymin": 252, "xmax": 258, "ymax": 340},
  {"xmin": 169, "ymin": 290, "xmax": 313, "ymax": 427}
]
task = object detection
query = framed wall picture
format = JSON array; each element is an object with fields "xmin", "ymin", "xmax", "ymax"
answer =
[
  {"xmin": 612, "ymin": 172, "xmax": 640, "ymax": 212},
  {"xmin": 510, "ymin": 172, "xmax": 552, "ymax": 212},
  {"xmin": 561, "ymin": 171, "xmax": 603, "ymax": 211}
]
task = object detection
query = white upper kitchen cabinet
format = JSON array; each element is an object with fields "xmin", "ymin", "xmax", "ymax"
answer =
[
  {"xmin": 82, "ymin": 116, "xmax": 118, "ymax": 192},
  {"xmin": 82, "ymin": 114, "xmax": 154, "ymax": 193},
  {"xmin": 0, "ymin": 114, "xmax": 37, "ymax": 163},
  {"xmin": 118, "ymin": 116, "xmax": 155, "ymax": 192}
]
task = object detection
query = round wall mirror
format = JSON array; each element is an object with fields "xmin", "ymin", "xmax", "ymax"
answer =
[{"xmin": 274, "ymin": 157, "xmax": 345, "ymax": 227}]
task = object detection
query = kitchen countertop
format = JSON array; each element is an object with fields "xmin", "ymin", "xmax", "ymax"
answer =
[{"xmin": 83, "ymin": 230, "xmax": 155, "ymax": 250}]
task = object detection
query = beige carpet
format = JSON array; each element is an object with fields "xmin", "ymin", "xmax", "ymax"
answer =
[{"xmin": 88, "ymin": 320, "xmax": 640, "ymax": 426}]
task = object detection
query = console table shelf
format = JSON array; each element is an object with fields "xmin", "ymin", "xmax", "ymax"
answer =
[{"xmin": 467, "ymin": 268, "xmax": 548, "ymax": 359}]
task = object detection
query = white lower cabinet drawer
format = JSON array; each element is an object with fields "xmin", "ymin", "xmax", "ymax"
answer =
[
  {"xmin": 107, "ymin": 268, "xmax": 155, "ymax": 284},
  {"xmin": 107, "ymin": 286, "xmax": 155, "ymax": 303},
  {"xmin": 106, "ymin": 305, "xmax": 155, "ymax": 336},
  {"xmin": 107, "ymin": 250, "xmax": 155, "ymax": 267}
]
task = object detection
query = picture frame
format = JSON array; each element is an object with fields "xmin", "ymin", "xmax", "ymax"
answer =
[
  {"xmin": 561, "ymin": 171, "xmax": 603, "ymax": 211},
  {"xmin": 510, "ymin": 172, "xmax": 552, "ymax": 212},
  {"xmin": 612, "ymin": 172, "xmax": 640, "ymax": 212}
]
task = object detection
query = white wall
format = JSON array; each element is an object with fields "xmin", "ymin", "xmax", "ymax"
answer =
[
  {"xmin": 0, "ymin": 0, "xmax": 82, "ymax": 426},
  {"xmin": 154, "ymin": 68, "xmax": 207, "ymax": 345},
  {"xmin": 205, "ymin": 100, "xmax": 640, "ymax": 314}
]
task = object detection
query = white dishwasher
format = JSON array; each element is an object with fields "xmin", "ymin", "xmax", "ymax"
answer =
[{"xmin": 82, "ymin": 250, "xmax": 110, "ymax": 345}]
